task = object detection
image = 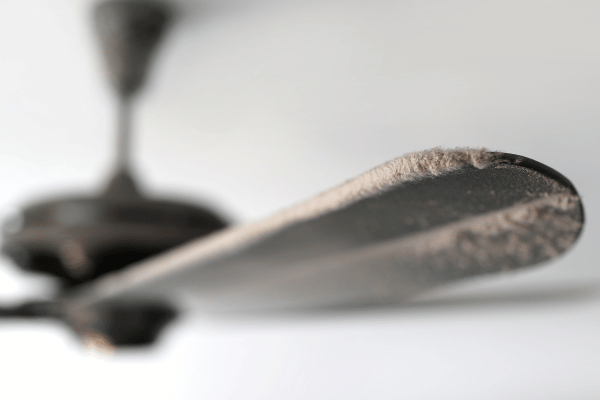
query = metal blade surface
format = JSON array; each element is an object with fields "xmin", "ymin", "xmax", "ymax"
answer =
[{"xmin": 66, "ymin": 148, "xmax": 584, "ymax": 314}]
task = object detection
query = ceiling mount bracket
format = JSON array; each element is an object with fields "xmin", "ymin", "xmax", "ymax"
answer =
[
  {"xmin": 94, "ymin": 0, "xmax": 173, "ymax": 98},
  {"xmin": 94, "ymin": 0, "xmax": 174, "ymax": 173}
]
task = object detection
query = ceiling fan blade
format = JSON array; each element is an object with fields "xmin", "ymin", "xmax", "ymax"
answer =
[{"xmin": 66, "ymin": 148, "xmax": 584, "ymax": 314}]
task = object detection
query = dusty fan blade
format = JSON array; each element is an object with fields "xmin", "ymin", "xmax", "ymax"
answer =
[{"xmin": 66, "ymin": 148, "xmax": 584, "ymax": 315}]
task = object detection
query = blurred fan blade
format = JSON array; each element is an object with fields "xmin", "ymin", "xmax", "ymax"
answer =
[{"xmin": 66, "ymin": 148, "xmax": 584, "ymax": 314}]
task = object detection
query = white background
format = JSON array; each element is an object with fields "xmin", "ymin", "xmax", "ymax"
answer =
[{"xmin": 0, "ymin": 0, "xmax": 598, "ymax": 399}]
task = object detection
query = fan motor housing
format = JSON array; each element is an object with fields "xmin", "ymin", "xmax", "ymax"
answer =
[{"xmin": 2, "ymin": 171, "xmax": 227, "ymax": 285}]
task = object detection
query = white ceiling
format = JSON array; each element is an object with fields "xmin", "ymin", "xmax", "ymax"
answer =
[{"xmin": 0, "ymin": 0, "xmax": 598, "ymax": 399}]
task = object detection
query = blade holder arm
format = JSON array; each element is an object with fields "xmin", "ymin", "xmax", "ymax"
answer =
[{"xmin": 0, "ymin": 299, "xmax": 177, "ymax": 348}]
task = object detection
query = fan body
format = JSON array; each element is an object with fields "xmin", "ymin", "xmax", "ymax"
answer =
[{"xmin": 2, "ymin": 171, "xmax": 226, "ymax": 285}]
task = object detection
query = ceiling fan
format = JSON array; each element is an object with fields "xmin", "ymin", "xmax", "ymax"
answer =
[{"xmin": 0, "ymin": 0, "xmax": 584, "ymax": 349}]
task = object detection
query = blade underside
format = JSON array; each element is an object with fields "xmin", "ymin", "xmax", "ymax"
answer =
[{"xmin": 66, "ymin": 148, "xmax": 584, "ymax": 313}]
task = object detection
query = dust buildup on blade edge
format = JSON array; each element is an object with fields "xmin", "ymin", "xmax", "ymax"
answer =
[{"xmin": 391, "ymin": 193, "xmax": 583, "ymax": 286}]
